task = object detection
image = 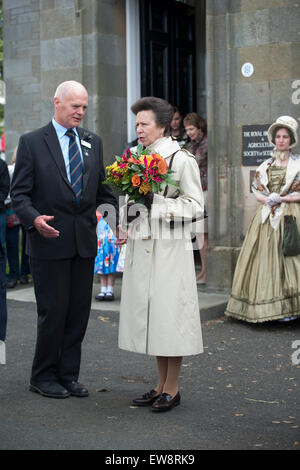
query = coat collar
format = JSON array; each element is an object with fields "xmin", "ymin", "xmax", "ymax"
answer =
[{"xmin": 146, "ymin": 137, "xmax": 181, "ymax": 159}]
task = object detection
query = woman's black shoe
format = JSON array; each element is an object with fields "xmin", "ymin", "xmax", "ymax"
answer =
[
  {"xmin": 132, "ymin": 389, "xmax": 160, "ymax": 406},
  {"xmin": 151, "ymin": 392, "xmax": 181, "ymax": 412}
]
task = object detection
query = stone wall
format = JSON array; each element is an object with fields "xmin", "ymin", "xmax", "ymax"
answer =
[
  {"xmin": 3, "ymin": 0, "xmax": 41, "ymax": 158},
  {"xmin": 3, "ymin": 0, "xmax": 127, "ymax": 165}
]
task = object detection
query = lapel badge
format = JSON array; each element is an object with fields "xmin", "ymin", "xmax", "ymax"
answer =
[{"xmin": 81, "ymin": 140, "xmax": 91, "ymax": 149}]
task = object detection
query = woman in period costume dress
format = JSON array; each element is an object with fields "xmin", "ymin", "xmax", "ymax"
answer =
[
  {"xmin": 225, "ymin": 116, "xmax": 300, "ymax": 323},
  {"xmin": 118, "ymin": 97, "xmax": 204, "ymax": 412},
  {"xmin": 184, "ymin": 113, "xmax": 208, "ymax": 284}
]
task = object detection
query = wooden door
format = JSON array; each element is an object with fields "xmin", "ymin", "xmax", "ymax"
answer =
[{"xmin": 140, "ymin": 0, "xmax": 196, "ymax": 116}]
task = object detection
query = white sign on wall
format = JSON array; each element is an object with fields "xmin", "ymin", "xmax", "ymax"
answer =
[{"xmin": 241, "ymin": 62, "xmax": 254, "ymax": 78}]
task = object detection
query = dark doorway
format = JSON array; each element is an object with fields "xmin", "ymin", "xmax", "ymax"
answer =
[{"xmin": 140, "ymin": 0, "xmax": 196, "ymax": 117}]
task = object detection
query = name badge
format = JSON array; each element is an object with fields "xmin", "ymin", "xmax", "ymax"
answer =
[{"xmin": 81, "ymin": 140, "xmax": 91, "ymax": 149}]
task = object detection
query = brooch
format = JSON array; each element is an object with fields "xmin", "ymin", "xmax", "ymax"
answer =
[{"xmin": 81, "ymin": 132, "xmax": 93, "ymax": 156}]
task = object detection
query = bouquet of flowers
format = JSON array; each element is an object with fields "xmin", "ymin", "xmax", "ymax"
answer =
[{"xmin": 105, "ymin": 144, "xmax": 178, "ymax": 204}]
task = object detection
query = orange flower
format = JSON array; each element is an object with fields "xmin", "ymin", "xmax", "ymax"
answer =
[
  {"xmin": 128, "ymin": 156, "xmax": 141, "ymax": 165},
  {"xmin": 132, "ymin": 174, "xmax": 141, "ymax": 187},
  {"xmin": 157, "ymin": 158, "xmax": 168, "ymax": 175},
  {"xmin": 152, "ymin": 153, "xmax": 163, "ymax": 161}
]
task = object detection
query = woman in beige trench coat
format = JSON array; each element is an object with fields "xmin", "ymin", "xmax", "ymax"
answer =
[{"xmin": 118, "ymin": 97, "xmax": 204, "ymax": 412}]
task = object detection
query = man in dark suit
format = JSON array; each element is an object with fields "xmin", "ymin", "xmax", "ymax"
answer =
[{"xmin": 11, "ymin": 81, "xmax": 119, "ymax": 398}]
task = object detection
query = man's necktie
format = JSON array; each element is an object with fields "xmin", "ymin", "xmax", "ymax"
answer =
[{"xmin": 65, "ymin": 129, "xmax": 83, "ymax": 205}]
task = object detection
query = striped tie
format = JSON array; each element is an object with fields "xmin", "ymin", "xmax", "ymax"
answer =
[{"xmin": 66, "ymin": 129, "xmax": 83, "ymax": 205}]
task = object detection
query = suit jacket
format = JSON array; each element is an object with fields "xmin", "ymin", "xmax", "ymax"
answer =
[
  {"xmin": 11, "ymin": 122, "xmax": 118, "ymax": 259},
  {"xmin": 0, "ymin": 159, "xmax": 10, "ymax": 214}
]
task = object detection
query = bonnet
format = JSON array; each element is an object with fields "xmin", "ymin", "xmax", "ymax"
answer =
[{"xmin": 267, "ymin": 116, "xmax": 298, "ymax": 149}]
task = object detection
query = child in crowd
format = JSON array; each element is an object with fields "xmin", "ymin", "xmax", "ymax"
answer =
[{"xmin": 94, "ymin": 211, "xmax": 121, "ymax": 301}]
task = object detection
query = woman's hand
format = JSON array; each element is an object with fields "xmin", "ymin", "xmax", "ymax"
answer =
[
  {"xmin": 144, "ymin": 192, "xmax": 154, "ymax": 210},
  {"xmin": 126, "ymin": 201, "xmax": 141, "ymax": 224},
  {"xmin": 115, "ymin": 224, "xmax": 127, "ymax": 244},
  {"xmin": 266, "ymin": 192, "xmax": 282, "ymax": 207}
]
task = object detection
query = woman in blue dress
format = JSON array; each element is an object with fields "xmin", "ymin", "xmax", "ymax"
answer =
[{"xmin": 94, "ymin": 211, "xmax": 121, "ymax": 301}]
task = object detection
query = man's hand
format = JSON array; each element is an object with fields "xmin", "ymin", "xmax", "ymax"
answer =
[{"xmin": 33, "ymin": 215, "xmax": 60, "ymax": 238}]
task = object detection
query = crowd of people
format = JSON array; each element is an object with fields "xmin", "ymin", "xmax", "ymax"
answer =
[{"xmin": 0, "ymin": 79, "xmax": 299, "ymax": 412}]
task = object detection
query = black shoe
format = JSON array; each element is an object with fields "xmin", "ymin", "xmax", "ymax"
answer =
[
  {"xmin": 29, "ymin": 381, "xmax": 70, "ymax": 398},
  {"xmin": 19, "ymin": 275, "xmax": 29, "ymax": 284},
  {"xmin": 6, "ymin": 279, "xmax": 18, "ymax": 289},
  {"xmin": 95, "ymin": 292, "xmax": 106, "ymax": 301},
  {"xmin": 132, "ymin": 389, "xmax": 160, "ymax": 406},
  {"xmin": 151, "ymin": 392, "xmax": 181, "ymax": 412},
  {"xmin": 61, "ymin": 381, "xmax": 89, "ymax": 397},
  {"xmin": 105, "ymin": 292, "xmax": 114, "ymax": 301}
]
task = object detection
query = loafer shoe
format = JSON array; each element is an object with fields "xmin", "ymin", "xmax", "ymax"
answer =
[
  {"xmin": 29, "ymin": 381, "xmax": 70, "ymax": 398},
  {"xmin": 105, "ymin": 292, "xmax": 114, "ymax": 301},
  {"xmin": 132, "ymin": 389, "xmax": 160, "ymax": 406},
  {"xmin": 95, "ymin": 292, "xmax": 106, "ymax": 301},
  {"xmin": 61, "ymin": 381, "xmax": 89, "ymax": 397},
  {"xmin": 151, "ymin": 392, "xmax": 181, "ymax": 412}
]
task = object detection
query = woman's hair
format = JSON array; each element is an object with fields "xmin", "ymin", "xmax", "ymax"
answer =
[
  {"xmin": 272, "ymin": 126, "xmax": 295, "ymax": 146},
  {"xmin": 131, "ymin": 96, "xmax": 174, "ymax": 136},
  {"xmin": 171, "ymin": 106, "xmax": 185, "ymax": 138},
  {"xmin": 172, "ymin": 106, "xmax": 182, "ymax": 117},
  {"xmin": 183, "ymin": 112, "xmax": 207, "ymax": 135}
]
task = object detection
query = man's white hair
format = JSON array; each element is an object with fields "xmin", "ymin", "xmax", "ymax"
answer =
[{"xmin": 54, "ymin": 80, "xmax": 88, "ymax": 100}]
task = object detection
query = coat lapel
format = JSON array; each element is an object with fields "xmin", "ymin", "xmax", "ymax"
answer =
[
  {"xmin": 43, "ymin": 122, "xmax": 70, "ymax": 188},
  {"xmin": 44, "ymin": 123, "xmax": 92, "ymax": 196}
]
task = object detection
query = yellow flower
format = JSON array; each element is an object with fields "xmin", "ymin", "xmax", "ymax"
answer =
[
  {"xmin": 138, "ymin": 182, "xmax": 152, "ymax": 195},
  {"xmin": 139, "ymin": 155, "xmax": 154, "ymax": 166},
  {"xmin": 106, "ymin": 161, "xmax": 118, "ymax": 172}
]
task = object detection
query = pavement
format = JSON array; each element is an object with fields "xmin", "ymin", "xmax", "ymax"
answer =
[
  {"xmin": 1, "ymin": 279, "xmax": 300, "ymax": 452},
  {"xmin": 6, "ymin": 276, "xmax": 230, "ymax": 321}
]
